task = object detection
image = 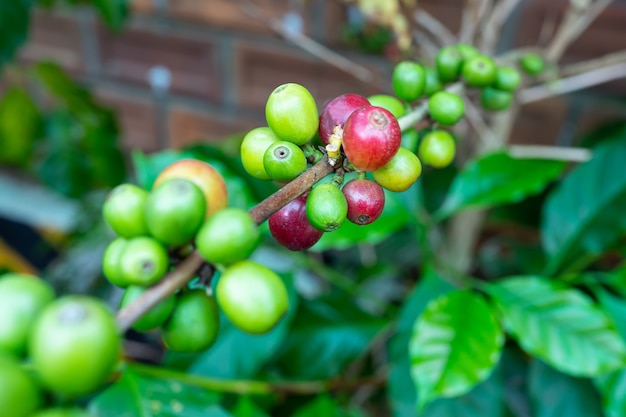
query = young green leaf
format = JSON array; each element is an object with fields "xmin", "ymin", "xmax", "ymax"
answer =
[
  {"xmin": 595, "ymin": 368, "xmax": 626, "ymax": 417},
  {"xmin": 388, "ymin": 267, "xmax": 454, "ymax": 417},
  {"xmin": 435, "ymin": 152, "xmax": 565, "ymax": 220},
  {"xmin": 542, "ymin": 137, "xmax": 626, "ymax": 274},
  {"xmin": 409, "ymin": 291, "xmax": 504, "ymax": 409},
  {"xmin": 487, "ymin": 276, "xmax": 626, "ymax": 376},
  {"xmin": 276, "ymin": 296, "xmax": 386, "ymax": 379},
  {"xmin": 0, "ymin": 88, "xmax": 41, "ymax": 166},
  {"xmin": 88, "ymin": 369, "xmax": 229, "ymax": 416}
]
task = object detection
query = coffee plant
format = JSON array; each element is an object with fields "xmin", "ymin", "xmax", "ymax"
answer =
[{"xmin": 2, "ymin": 0, "xmax": 626, "ymax": 416}]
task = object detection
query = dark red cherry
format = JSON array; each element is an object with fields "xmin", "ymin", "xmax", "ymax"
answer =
[
  {"xmin": 343, "ymin": 106, "xmax": 401, "ymax": 171},
  {"xmin": 318, "ymin": 93, "xmax": 370, "ymax": 145},
  {"xmin": 269, "ymin": 193, "xmax": 323, "ymax": 251},
  {"xmin": 342, "ymin": 179, "xmax": 385, "ymax": 225}
]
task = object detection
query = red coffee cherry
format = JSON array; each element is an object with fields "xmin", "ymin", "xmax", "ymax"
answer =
[
  {"xmin": 342, "ymin": 106, "xmax": 402, "ymax": 172},
  {"xmin": 342, "ymin": 179, "xmax": 385, "ymax": 225},
  {"xmin": 318, "ymin": 93, "xmax": 370, "ymax": 145},
  {"xmin": 269, "ymin": 193, "xmax": 323, "ymax": 251}
]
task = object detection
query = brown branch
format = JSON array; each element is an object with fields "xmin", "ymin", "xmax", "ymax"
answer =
[
  {"xmin": 508, "ymin": 145, "xmax": 592, "ymax": 162},
  {"xmin": 545, "ymin": 0, "xmax": 613, "ymax": 62},
  {"xmin": 553, "ymin": 49, "xmax": 626, "ymax": 78},
  {"xmin": 116, "ymin": 158, "xmax": 335, "ymax": 332},
  {"xmin": 414, "ymin": 10, "xmax": 457, "ymax": 46},
  {"xmin": 518, "ymin": 62, "xmax": 626, "ymax": 104},
  {"xmin": 459, "ymin": 0, "xmax": 493, "ymax": 44},
  {"xmin": 481, "ymin": 0, "xmax": 523, "ymax": 53}
]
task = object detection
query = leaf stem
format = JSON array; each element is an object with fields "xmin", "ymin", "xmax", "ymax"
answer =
[{"xmin": 128, "ymin": 362, "xmax": 386, "ymax": 395}]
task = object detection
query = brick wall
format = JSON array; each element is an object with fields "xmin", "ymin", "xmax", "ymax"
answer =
[{"xmin": 13, "ymin": 0, "xmax": 626, "ymax": 152}]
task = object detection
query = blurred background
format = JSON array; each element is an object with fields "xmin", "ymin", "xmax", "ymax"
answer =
[{"xmin": 1, "ymin": 0, "xmax": 625, "ymax": 303}]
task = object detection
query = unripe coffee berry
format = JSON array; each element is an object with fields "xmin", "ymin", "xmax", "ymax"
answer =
[
  {"xmin": 373, "ymin": 148, "xmax": 422, "ymax": 192},
  {"xmin": 306, "ymin": 184, "xmax": 348, "ymax": 232},
  {"xmin": 265, "ymin": 83, "xmax": 318, "ymax": 145},
  {"xmin": 263, "ymin": 141, "xmax": 307, "ymax": 182},
  {"xmin": 392, "ymin": 61, "xmax": 426, "ymax": 102},
  {"xmin": 428, "ymin": 92, "xmax": 465, "ymax": 126},
  {"xmin": 419, "ymin": 130, "xmax": 456, "ymax": 168}
]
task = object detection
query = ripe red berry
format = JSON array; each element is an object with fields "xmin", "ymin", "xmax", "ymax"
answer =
[
  {"xmin": 318, "ymin": 93, "xmax": 370, "ymax": 145},
  {"xmin": 342, "ymin": 179, "xmax": 385, "ymax": 225},
  {"xmin": 343, "ymin": 106, "xmax": 401, "ymax": 172},
  {"xmin": 269, "ymin": 193, "xmax": 323, "ymax": 251}
]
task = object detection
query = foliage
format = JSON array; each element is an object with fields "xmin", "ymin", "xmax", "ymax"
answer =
[{"xmin": 2, "ymin": 1, "xmax": 626, "ymax": 417}]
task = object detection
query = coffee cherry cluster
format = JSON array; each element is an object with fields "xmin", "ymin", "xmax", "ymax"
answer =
[
  {"xmin": 240, "ymin": 83, "xmax": 429, "ymax": 252},
  {"xmin": 0, "ymin": 272, "xmax": 119, "ymax": 416},
  {"xmin": 103, "ymin": 159, "xmax": 289, "ymax": 345}
]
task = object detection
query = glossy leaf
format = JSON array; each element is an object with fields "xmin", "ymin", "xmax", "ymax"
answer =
[
  {"xmin": 409, "ymin": 291, "xmax": 504, "ymax": 409},
  {"xmin": 596, "ymin": 287, "xmax": 626, "ymax": 342},
  {"xmin": 388, "ymin": 267, "xmax": 454, "ymax": 417},
  {"xmin": 422, "ymin": 363, "xmax": 506, "ymax": 417},
  {"xmin": 292, "ymin": 396, "xmax": 348, "ymax": 417},
  {"xmin": 0, "ymin": 87, "xmax": 41, "ymax": 165},
  {"xmin": 232, "ymin": 397, "xmax": 270, "ymax": 417},
  {"xmin": 89, "ymin": 369, "xmax": 230, "ymax": 417},
  {"xmin": 595, "ymin": 368, "xmax": 626, "ymax": 417},
  {"xmin": 0, "ymin": 0, "xmax": 33, "ymax": 67},
  {"xmin": 542, "ymin": 137, "xmax": 626, "ymax": 274},
  {"xmin": 436, "ymin": 152, "xmax": 565, "ymax": 220},
  {"xmin": 487, "ymin": 276, "xmax": 626, "ymax": 376},
  {"xmin": 529, "ymin": 360, "xmax": 603, "ymax": 417},
  {"xmin": 276, "ymin": 296, "xmax": 386, "ymax": 379}
]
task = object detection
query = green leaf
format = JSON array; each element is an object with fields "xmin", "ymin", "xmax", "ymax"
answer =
[
  {"xmin": 436, "ymin": 152, "xmax": 565, "ymax": 220},
  {"xmin": 422, "ymin": 363, "xmax": 506, "ymax": 417},
  {"xmin": 276, "ymin": 296, "xmax": 386, "ymax": 379},
  {"xmin": 487, "ymin": 276, "xmax": 626, "ymax": 376},
  {"xmin": 529, "ymin": 359, "xmax": 603, "ymax": 417},
  {"xmin": 595, "ymin": 287, "xmax": 626, "ymax": 343},
  {"xmin": 388, "ymin": 267, "xmax": 454, "ymax": 417},
  {"xmin": 232, "ymin": 397, "xmax": 270, "ymax": 417},
  {"xmin": 89, "ymin": 369, "xmax": 230, "ymax": 417},
  {"xmin": 595, "ymin": 368, "xmax": 626, "ymax": 417},
  {"xmin": 93, "ymin": 0, "xmax": 128, "ymax": 30},
  {"xmin": 542, "ymin": 137, "xmax": 626, "ymax": 274},
  {"xmin": 0, "ymin": 87, "xmax": 41, "ymax": 165},
  {"xmin": 0, "ymin": 0, "xmax": 34, "ymax": 68},
  {"xmin": 291, "ymin": 396, "xmax": 347, "ymax": 417},
  {"xmin": 409, "ymin": 291, "xmax": 504, "ymax": 409}
]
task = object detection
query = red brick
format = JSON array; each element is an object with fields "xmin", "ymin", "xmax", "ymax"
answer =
[
  {"xmin": 94, "ymin": 88, "xmax": 159, "ymax": 152},
  {"xmin": 131, "ymin": 0, "xmax": 154, "ymax": 14},
  {"xmin": 97, "ymin": 27, "xmax": 221, "ymax": 102},
  {"xmin": 167, "ymin": 105, "xmax": 258, "ymax": 149},
  {"xmin": 234, "ymin": 41, "xmax": 381, "ymax": 111},
  {"xmin": 576, "ymin": 100, "xmax": 626, "ymax": 138},
  {"xmin": 167, "ymin": 0, "xmax": 307, "ymax": 35},
  {"xmin": 566, "ymin": 6, "xmax": 626, "ymax": 62},
  {"xmin": 509, "ymin": 98, "xmax": 569, "ymax": 145},
  {"xmin": 419, "ymin": 0, "xmax": 463, "ymax": 38},
  {"xmin": 19, "ymin": 10, "xmax": 83, "ymax": 73}
]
